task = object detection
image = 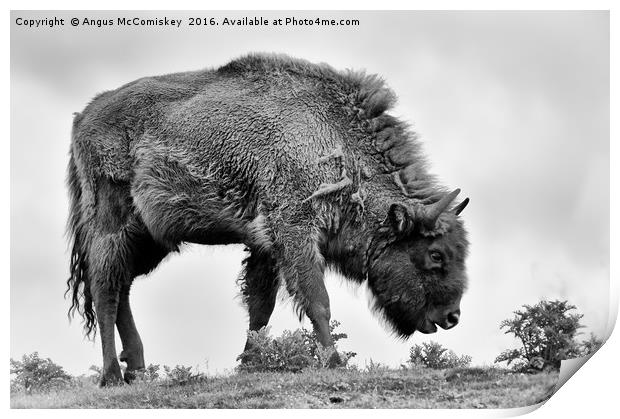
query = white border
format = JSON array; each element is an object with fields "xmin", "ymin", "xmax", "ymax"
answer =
[{"xmin": 4, "ymin": 1, "xmax": 616, "ymax": 418}]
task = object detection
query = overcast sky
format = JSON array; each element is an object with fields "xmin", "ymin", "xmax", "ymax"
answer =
[{"xmin": 10, "ymin": 10, "xmax": 609, "ymax": 376}]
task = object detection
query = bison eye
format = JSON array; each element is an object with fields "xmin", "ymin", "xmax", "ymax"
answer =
[{"xmin": 429, "ymin": 251, "xmax": 444, "ymax": 264}]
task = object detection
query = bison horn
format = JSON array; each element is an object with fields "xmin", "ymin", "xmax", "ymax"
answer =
[
  {"xmin": 424, "ymin": 189, "xmax": 461, "ymax": 225},
  {"xmin": 453, "ymin": 197, "xmax": 470, "ymax": 216}
]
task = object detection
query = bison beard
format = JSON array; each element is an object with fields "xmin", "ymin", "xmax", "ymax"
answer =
[{"xmin": 65, "ymin": 53, "xmax": 470, "ymax": 386}]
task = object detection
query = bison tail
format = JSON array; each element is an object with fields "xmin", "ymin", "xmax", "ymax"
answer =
[{"xmin": 65, "ymin": 151, "xmax": 97, "ymax": 338}]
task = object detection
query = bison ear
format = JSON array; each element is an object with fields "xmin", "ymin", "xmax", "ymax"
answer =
[{"xmin": 388, "ymin": 203, "xmax": 412, "ymax": 234}]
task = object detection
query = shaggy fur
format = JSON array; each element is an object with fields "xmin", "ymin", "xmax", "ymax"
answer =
[{"xmin": 66, "ymin": 53, "xmax": 470, "ymax": 385}]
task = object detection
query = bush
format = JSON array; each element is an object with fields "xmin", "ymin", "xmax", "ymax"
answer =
[
  {"xmin": 163, "ymin": 364, "xmax": 204, "ymax": 385},
  {"xmin": 86, "ymin": 364, "xmax": 102, "ymax": 384},
  {"xmin": 408, "ymin": 341, "xmax": 472, "ymax": 369},
  {"xmin": 237, "ymin": 320, "xmax": 356, "ymax": 373},
  {"xmin": 10, "ymin": 352, "xmax": 73, "ymax": 394},
  {"xmin": 129, "ymin": 363, "xmax": 162, "ymax": 382},
  {"xmin": 364, "ymin": 359, "xmax": 391, "ymax": 373},
  {"xmin": 495, "ymin": 300, "xmax": 601, "ymax": 372},
  {"xmin": 143, "ymin": 363, "xmax": 162, "ymax": 381}
]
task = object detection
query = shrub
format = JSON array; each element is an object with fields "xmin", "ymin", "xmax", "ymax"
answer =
[
  {"xmin": 88, "ymin": 364, "xmax": 102, "ymax": 375},
  {"xmin": 144, "ymin": 363, "xmax": 162, "ymax": 381},
  {"xmin": 495, "ymin": 300, "xmax": 600, "ymax": 372},
  {"xmin": 87, "ymin": 364, "xmax": 102, "ymax": 384},
  {"xmin": 162, "ymin": 364, "xmax": 204, "ymax": 385},
  {"xmin": 237, "ymin": 320, "xmax": 356, "ymax": 373},
  {"xmin": 10, "ymin": 352, "xmax": 73, "ymax": 394},
  {"xmin": 408, "ymin": 341, "xmax": 472, "ymax": 369},
  {"xmin": 130, "ymin": 363, "xmax": 162, "ymax": 382},
  {"xmin": 364, "ymin": 359, "xmax": 391, "ymax": 373}
]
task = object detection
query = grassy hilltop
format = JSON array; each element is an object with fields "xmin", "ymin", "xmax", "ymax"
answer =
[
  {"xmin": 11, "ymin": 366, "xmax": 558, "ymax": 409},
  {"xmin": 11, "ymin": 319, "xmax": 567, "ymax": 409}
]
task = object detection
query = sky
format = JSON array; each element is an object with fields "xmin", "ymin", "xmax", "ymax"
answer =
[{"xmin": 10, "ymin": 10, "xmax": 609, "ymax": 376}]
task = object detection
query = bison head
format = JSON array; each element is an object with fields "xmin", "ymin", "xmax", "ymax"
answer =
[{"xmin": 367, "ymin": 189, "xmax": 469, "ymax": 337}]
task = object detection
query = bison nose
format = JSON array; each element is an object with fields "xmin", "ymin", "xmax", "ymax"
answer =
[
  {"xmin": 428, "ymin": 305, "xmax": 461, "ymax": 330},
  {"xmin": 444, "ymin": 309, "xmax": 460, "ymax": 329}
]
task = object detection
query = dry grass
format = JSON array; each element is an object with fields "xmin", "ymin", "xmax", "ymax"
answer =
[{"xmin": 10, "ymin": 366, "xmax": 558, "ymax": 409}]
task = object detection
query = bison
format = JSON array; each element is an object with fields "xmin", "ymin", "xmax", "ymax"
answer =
[{"xmin": 66, "ymin": 54, "xmax": 470, "ymax": 386}]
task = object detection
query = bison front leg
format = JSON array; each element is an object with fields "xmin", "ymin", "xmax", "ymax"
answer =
[
  {"xmin": 276, "ymin": 231, "xmax": 342, "ymax": 367},
  {"xmin": 303, "ymin": 279, "xmax": 342, "ymax": 367}
]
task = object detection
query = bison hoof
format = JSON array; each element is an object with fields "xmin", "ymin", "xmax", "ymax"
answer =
[
  {"xmin": 99, "ymin": 364, "xmax": 124, "ymax": 387},
  {"xmin": 123, "ymin": 369, "xmax": 140, "ymax": 384}
]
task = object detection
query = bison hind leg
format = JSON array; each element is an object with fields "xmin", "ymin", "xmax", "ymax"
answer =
[
  {"xmin": 87, "ymin": 178, "xmax": 170, "ymax": 385},
  {"xmin": 115, "ymin": 224, "xmax": 169, "ymax": 383}
]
